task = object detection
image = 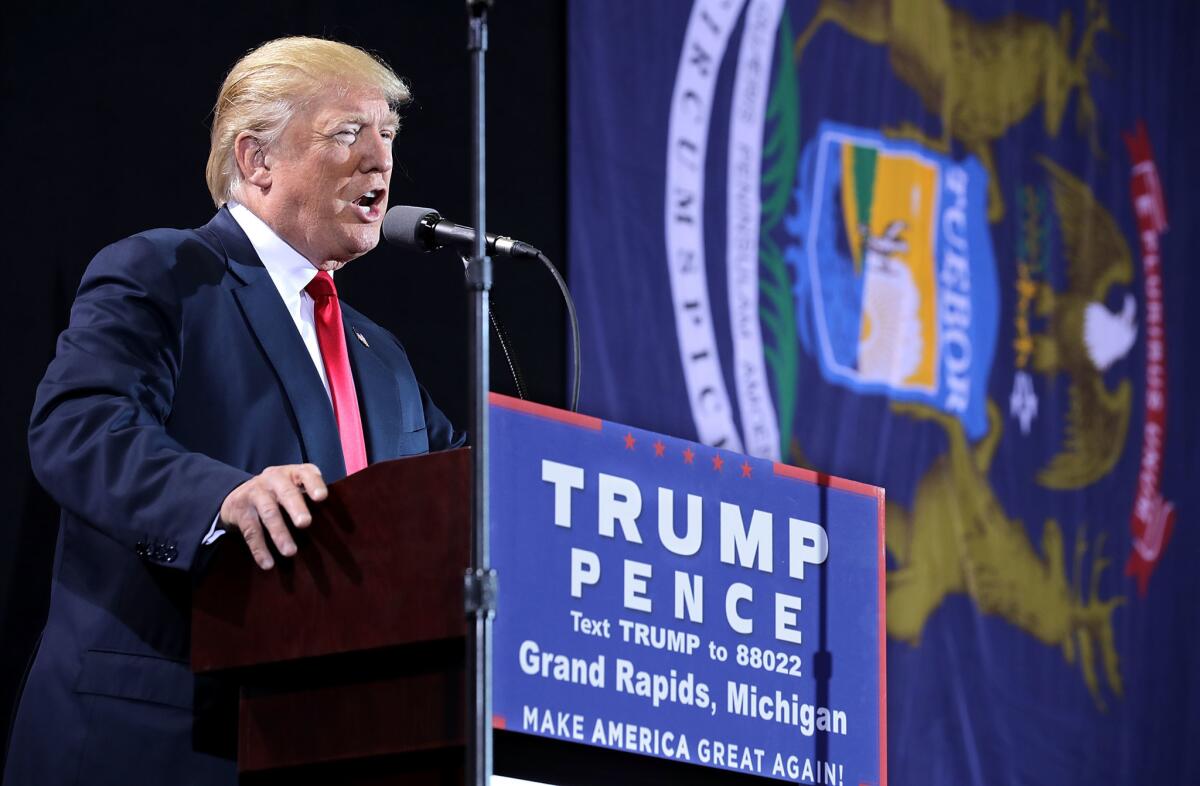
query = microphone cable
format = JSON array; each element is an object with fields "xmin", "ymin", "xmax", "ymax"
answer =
[
  {"xmin": 459, "ymin": 250, "xmax": 580, "ymax": 412},
  {"xmin": 486, "ymin": 293, "xmax": 528, "ymax": 401},
  {"xmin": 534, "ymin": 250, "xmax": 581, "ymax": 413}
]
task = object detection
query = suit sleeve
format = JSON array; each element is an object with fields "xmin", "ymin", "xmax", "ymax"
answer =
[
  {"xmin": 28, "ymin": 235, "xmax": 252, "ymax": 572},
  {"xmin": 418, "ymin": 381, "xmax": 468, "ymax": 452}
]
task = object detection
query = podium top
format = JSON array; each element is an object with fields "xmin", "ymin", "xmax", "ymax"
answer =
[{"xmin": 191, "ymin": 447, "xmax": 470, "ymax": 673}]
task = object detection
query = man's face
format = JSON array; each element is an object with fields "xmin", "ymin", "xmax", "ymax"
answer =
[{"xmin": 259, "ymin": 86, "xmax": 398, "ymax": 270}]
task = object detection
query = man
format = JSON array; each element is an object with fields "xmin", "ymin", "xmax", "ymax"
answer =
[{"xmin": 3, "ymin": 37, "xmax": 462, "ymax": 785}]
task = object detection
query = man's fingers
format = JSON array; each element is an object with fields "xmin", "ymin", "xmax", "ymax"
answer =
[
  {"xmin": 249, "ymin": 488, "xmax": 297, "ymax": 559},
  {"xmin": 237, "ymin": 511, "xmax": 274, "ymax": 570},
  {"xmin": 219, "ymin": 464, "xmax": 331, "ymax": 570},
  {"xmin": 293, "ymin": 464, "xmax": 328, "ymax": 502},
  {"xmin": 265, "ymin": 469, "xmax": 314, "ymax": 528},
  {"xmin": 274, "ymin": 483, "xmax": 313, "ymax": 529}
]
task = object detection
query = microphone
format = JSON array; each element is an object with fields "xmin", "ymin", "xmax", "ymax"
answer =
[
  {"xmin": 382, "ymin": 205, "xmax": 541, "ymax": 259},
  {"xmin": 382, "ymin": 202, "xmax": 584, "ymax": 413}
]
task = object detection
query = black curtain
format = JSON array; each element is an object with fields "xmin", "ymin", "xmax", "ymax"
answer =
[{"xmin": 0, "ymin": 1, "xmax": 567, "ymax": 766}]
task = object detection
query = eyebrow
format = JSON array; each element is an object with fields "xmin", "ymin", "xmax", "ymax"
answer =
[{"xmin": 335, "ymin": 113, "xmax": 401, "ymax": 129}]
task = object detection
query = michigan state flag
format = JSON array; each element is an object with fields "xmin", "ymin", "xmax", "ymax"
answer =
[{"xmin": 569, "ymin": 1, "xmax": 1200, "ymax": 783}]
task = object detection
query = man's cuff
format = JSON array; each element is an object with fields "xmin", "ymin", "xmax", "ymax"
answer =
[{"xmin": 201, "ymin": 513, "xmax": 225, "ymax": 546}]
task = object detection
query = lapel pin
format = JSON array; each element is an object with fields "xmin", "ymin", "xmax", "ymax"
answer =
[{"xmin": 353, "ymin": 328, "xmax": 369, "ymax": 348}]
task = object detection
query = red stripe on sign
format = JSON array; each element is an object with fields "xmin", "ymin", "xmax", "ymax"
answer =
[
  {"xmin": 772, "ymin": 462, "xmax": 883, "ymax": 500},
  {"xmin": 489, "ymin": 392, "xmax": 603, "ymax": 430},
  {"xmin": 492, "ymin": 714, "xmax": 506, "ymax": 730},
  {"xmin": 877, "ymin": 488, "xmax": 888, "ymax": 786}
]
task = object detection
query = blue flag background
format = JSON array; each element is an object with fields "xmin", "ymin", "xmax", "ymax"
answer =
[{"xmin": 569, "ymin": 1, "xmax": 1200, "ymax": 783}]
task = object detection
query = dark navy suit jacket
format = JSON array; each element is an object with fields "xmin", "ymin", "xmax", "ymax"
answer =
[{"xmin": 4, "ymin": 208, "xmax": 462, "ymax": 785}]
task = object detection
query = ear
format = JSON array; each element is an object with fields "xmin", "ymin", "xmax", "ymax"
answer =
[{"xmin": 234, "ymin": 131, "xmax": 272, "ymax": 192}]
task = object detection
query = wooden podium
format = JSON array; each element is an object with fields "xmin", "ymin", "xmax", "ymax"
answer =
[
  {"xmin": 193, "ymin": 443, "xmax": 799, "ymax": 785},
  {"xmin": 192, "ymin": 448, "xmax": 471, "ymax": 784}
]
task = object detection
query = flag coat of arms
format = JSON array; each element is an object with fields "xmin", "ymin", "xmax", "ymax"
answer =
[{"xmin": 569, "ymin": 1, "xmax": 1200, "ymax": 783}]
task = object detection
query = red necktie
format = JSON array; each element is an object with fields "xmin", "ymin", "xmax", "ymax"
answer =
[{"xmin": 305, "ymin": 271, "xmax": 369, "ymax": 475}]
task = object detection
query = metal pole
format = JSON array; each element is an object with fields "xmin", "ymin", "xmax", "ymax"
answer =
[{"xmin": 464, "ymin": 3, "xmax": 495, "ymax": 786}]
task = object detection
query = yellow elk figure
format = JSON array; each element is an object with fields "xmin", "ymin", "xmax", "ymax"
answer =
[
  {"xmin": 793, "ymin": 0, "xmax": 1110, "ymax": 222},
  {"xmin": 885, "ymin": 400, "xmax": 1124, "ymax": 710}
]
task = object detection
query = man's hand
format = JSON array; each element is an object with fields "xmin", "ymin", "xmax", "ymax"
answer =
[{"xmin": 219, "ymin": 464, "xmax": 328, "ymax": 570}]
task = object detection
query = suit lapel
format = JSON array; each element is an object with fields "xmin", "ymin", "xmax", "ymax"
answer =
[
  {"xmin": 234, "ymin": 282, "xmax": 346, "ymax": 478},
  {"xmin": 342, "ymin": 313, "xmax": 401, "ymax": 463},
  {"xmin": 200, "ymin": 209, "xmax": 348, "ymax": 479}
]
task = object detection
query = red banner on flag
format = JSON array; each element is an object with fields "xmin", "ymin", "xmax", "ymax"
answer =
[{"xmin": 1123, "ymin": 121, "xmax": 1174, "ymax": 596}]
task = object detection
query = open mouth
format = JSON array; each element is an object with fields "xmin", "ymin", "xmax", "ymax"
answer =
[{"xmin": 351, "ymin": 189, "xmax": 386, "ymax": 218}]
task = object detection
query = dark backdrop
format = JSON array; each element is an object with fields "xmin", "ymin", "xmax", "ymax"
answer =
[{"xmin": 0, "ymin": 1, "xmax": 567, "ymax": 765}]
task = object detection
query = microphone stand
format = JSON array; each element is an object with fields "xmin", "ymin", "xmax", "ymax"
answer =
[{"xmin": 463, "ymin": 2, "xmax": 496, "ymax": 786}]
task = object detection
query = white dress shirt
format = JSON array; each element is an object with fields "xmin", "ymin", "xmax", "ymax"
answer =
[
  {"xmin": 228, "ymin": 202, "xmax": 333, "ymax": 399},
  {"xmin": 203, "ymin": 203, "xmax": 336, "ymax": 545}
]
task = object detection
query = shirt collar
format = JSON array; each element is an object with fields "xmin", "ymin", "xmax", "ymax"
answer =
[{"xmin": 228, "ymin": 202, "xmax": 328, "ymax": 300}]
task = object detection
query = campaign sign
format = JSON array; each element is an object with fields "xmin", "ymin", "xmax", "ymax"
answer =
[{"xmin": 490, "ymin": 394, "xmax": 886, "ymax": 785}]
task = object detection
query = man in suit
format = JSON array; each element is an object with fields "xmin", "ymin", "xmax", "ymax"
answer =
[{"xmin": 3, "ymin": 37, "xmax": 462, "ymax": 785}]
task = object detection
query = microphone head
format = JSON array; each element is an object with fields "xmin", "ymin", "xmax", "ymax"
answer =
[{"xmin": 382, "ymin": 205, "xmax": 441, "ymax": 251}]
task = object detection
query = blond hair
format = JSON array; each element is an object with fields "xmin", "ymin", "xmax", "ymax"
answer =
[{"xmin": 205, "ymin": 36, "xmax": 410, "ymax": 207}]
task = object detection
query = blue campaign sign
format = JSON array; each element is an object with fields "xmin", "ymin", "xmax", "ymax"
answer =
[{"xmin": 490, "ymin": 394, "xmax": 886, "ymax": 785}]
